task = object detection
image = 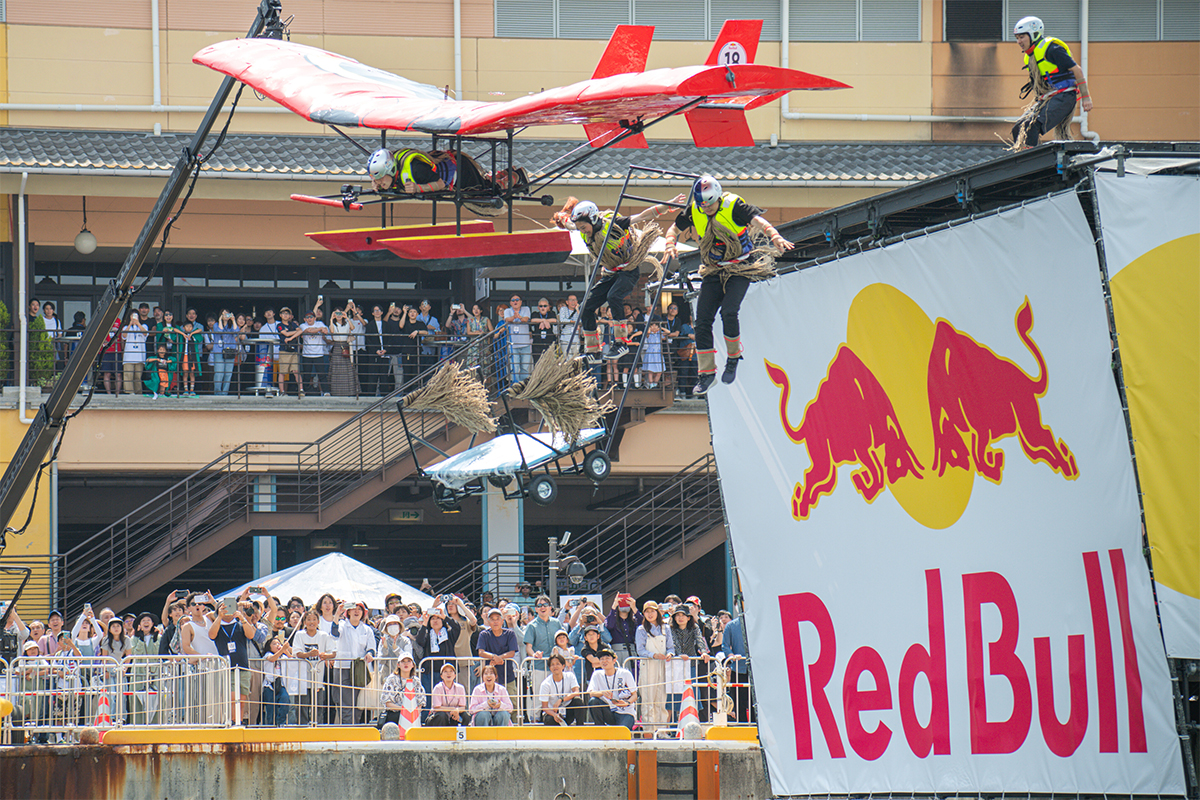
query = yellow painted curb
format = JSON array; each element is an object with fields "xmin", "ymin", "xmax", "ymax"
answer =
[
  {"xmin": 405, "ymin": 725, "xmax": 632, "ymax": 741},
  {"xmin": 705, "ymin": 726, "xmax": 758, "ymax": 741}
]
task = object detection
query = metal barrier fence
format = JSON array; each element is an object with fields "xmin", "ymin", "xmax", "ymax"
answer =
[
  {"xmin": 5, "ymin": 655, "xmax": 230, "ymax": 742},
  {"xmin": 3, "ymin": 652, "xmax": 752, "ymax": 740},
  {"xmin": 619, "ymin": 655, "xmax": 754, "ymax": 737}
]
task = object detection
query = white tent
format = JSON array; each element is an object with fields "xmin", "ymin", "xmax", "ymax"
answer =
[{"xmin": 221, "ymin": 552, "xmax": 436, "ymax": 611}]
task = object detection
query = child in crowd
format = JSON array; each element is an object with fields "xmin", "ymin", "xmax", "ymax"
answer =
[
  {"xmin": 143, "ymin": 343, "xmax": 176, "ymax": 399},
  {"xmin": 179, "ymin": 322, "xmax": 202, "ymax": 397},
  {"xmin": 640, "ymin": 320, "xmax": 664, "ymax": 389},
  {"xmin": 550, "ymin": 629, "xmax": 577, "ymax": 672}
]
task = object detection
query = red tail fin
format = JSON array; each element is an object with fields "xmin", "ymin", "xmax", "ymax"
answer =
[
  {"xmin": 592, "ymin": 25, "xmax": 654, "ymax": 79},
  {"xmin": 584, "ymin": 25, "xmax": 654, "ymax": 148},
  {"xmin": 705, "ymin": 20, "xmax": 763, "ymax": 66},
  {"xmin": 685, "ymin": 107, "xmax": 755, "ymax": 147}
]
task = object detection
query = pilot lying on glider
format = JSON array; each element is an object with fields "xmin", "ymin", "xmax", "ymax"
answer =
[{"xmin": 367, "ymin": 147, "xmax": 530, "ymax": 196}]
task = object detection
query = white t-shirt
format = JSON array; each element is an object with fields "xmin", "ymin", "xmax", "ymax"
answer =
[
  {"xmin": 558, "ymin": 305, "xmax": 580, "ymax": 343},
  {"xmin": 587, "ymin": 667, "xmax": 637, "ymax": 712},
  {"xmin": 299, "ymin": 323, "xmax": 329, "ymax": 357},
  {"xmin": 539, "ymin": 670, "xmax": 581, "ymax": 717},
  {"xmin": 503, "ymin": 306, "xmax": 531, "ymax": 345},
  {"xmin": 122, "ymin": 324, "xmax": 148, "ymax": 363},
  {"xmin": 290, "ymin": 629, "xmax": 335, "ymax": 692},
  {"xmin": 260, "ymin": 321, "xmax": 279, "ymax": 358}
]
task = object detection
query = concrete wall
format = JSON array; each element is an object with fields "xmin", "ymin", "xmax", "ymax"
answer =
[{"xmin": 0, "ymin": 741, "xmax": 774, "ymax": 800}]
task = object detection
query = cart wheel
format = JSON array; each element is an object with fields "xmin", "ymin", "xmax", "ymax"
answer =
[
  {"xmin": 529, "ymin": 475, "xmax": 558, "ymax": 506},
  {"xmin": 487, "ymin": 474, "xmax": 513, "ymax": 489},
  {"xmin": 434, "ymin": 484, "xmax": 461, "ymax": 512},
  {"xmin": 582, "ymin": 450, "xmax": 611, "ymax": 482}
]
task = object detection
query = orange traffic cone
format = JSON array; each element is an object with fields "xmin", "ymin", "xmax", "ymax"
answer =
[
  {"xmin": 676, "ymin": 678, "xmax": 699, "ymax": 739},
  {"xmin": 398, "ymin": 680, "xmax": 421, "ymax": 740},
  {"xmin": 94, "ymin": 694, "xmax": 113, "ymax": 726}
]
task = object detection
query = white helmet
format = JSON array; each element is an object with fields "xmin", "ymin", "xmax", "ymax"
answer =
[
  {"xmin": 367, "ymin": 148, "xmax": 396, "ymax": 181},
  {"xmin": 1013, "ymin": 16, "xmax": 1044, "ymax": 42},
  {"xmin": 570, "ymin": 200, "xmax": 601, "ymax": 228},
  {"xmin": 693, "ymin": 174, "xmax": 722, "ymax": 207}
]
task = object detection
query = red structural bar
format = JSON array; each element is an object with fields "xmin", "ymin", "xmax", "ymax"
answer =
[
  {"xmin": 290, "ymin": 193, "xmax": 364, "ymax": 210},
  {"xmin": 307, "ymin": 220, "xmax": 497, "ymax": 254}
]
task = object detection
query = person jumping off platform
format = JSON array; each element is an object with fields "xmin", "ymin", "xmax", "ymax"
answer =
[
  {"xmin": 664, "ymin": 175, "xmax": 793, "ymax": 396},
  {"xmin": 1010, "ymin": 16, "xmax": 1093, "ymax": 150},
  {"xmin": 552, "ymin": 193, "xmax": 686, "ymax": 364},
  {"xmin": 367, "ymin": 147, "xmax": 529, "ymax": 195}
]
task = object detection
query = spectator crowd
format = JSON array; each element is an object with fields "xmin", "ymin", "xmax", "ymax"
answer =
[
  {"xmin": 20, "ymin": 292, "xmax": 699, "ymax": 400},
  {"xmin": 1, "ymin": 583, "xmax": 751, "ymax": 741}
]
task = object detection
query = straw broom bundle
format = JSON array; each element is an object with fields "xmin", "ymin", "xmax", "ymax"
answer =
[
  {"xmin": 698, "ymin": 223, "xmax": 778, "ymax": 285},
  {"xmin": 398, "ymin": 361, "xmax": 497, "ymax": 434},
  {"xmin": 509, "ymin": 346, "xmax": 615, "ymax": 444},
  {"xmin": 1008, "ymin": 68, "xmax": 1074, "ymax": 151}
]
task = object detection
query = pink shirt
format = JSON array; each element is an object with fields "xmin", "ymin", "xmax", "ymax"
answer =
[
  {"xmin": 431, "ymin": 681, "xmax": 467, "ymax": 710},
  {"xmin": 469, "ymin": 682, "xmax": 514, "ymax": 713}
]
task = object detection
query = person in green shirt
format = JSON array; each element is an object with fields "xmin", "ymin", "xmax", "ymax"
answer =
[{"xmin": 144, "ymin": 343, "xmax": 178, "ymax": 399}]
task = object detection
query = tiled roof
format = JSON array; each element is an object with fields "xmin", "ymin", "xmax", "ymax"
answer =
[{"xmin": 0, "ymin": 127, "xmax": 1007, "ymax": 185}]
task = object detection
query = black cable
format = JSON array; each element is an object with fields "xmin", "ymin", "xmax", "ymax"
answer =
[{"xmin": 133, "ymin": 82, "xmax": 247, "ymax": 297}]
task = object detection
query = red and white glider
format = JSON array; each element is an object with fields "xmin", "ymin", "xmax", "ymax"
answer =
[{"xmin": 194, "ymin": 20, "xmax": 848, "ymax": 149}]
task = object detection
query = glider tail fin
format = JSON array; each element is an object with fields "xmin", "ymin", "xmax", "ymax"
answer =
[
  {"xmin": 584, "ymin": 25, "xmax": 654, "ymax": 148},
  {"xmin": 592, "ymin": 24, "xmax": 654, "ymax": 79},
  {"xmin": 705, "ymin": 19, "xmax": 763, "ymax": 66}
]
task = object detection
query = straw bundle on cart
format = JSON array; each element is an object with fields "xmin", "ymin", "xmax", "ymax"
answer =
[
  {"xmin": 509, "ymin": 347, "xmax": 614, "ymax": 444},
  {"xmin": 398, "ymin": 361, "xmax": 497, "ymax": 434}
]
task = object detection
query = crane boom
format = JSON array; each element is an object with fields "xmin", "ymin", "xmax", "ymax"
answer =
[{"xmin": 0, "ymin": 0, "xmax": 285, "ymax": 544}]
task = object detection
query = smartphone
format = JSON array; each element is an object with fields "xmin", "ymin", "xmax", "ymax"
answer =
[
  {"xmin": 84, "ymin": 602, "xmax": 93, "ymax": 613},
  {"xmin": 317, "ymin": 294, "xmax": 323, "ymax": 302},
  {"xmin": 249, "ymin": 586, "xmax": 265, "ymax": 595},
  {"xmin": 348, "ymin": 299, "xmax": 354, "ymax": 306},
  {"xmin": 175, "ymin": 590, "xmax": 188, "ymax": 598},
  {"xmin": 222, "ymin": 597, "xmax": 237, "ymax": 615}
]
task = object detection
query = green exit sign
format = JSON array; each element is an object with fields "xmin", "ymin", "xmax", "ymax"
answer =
[
  {"xmin": 388, "ymin": 509, "xmax": 423, "ymax": 523},
  {"xmin": 311, "ymin": 537, "xmax": 342, "ymax": 550}
]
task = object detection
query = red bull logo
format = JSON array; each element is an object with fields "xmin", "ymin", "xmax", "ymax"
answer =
[{"xmin": 767, "ymin": 285, "xmax": 1079, "ymax": 528}]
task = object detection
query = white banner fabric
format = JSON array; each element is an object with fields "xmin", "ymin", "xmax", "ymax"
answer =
[
  {"xmin": 1096, "ymin": 172, "xmax": 1200, "ymax": 658},
  {"xmin": 708, "ymin": 192, "xmax": 1184, "ymax": 796}
]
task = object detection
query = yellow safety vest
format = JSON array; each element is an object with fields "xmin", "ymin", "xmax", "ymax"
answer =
[
  {"xmin": 586, "ymin": 212, "xmax": 635, "ymax": 266},
  {"xmin": 1023, "ymin": 37, "xmax": 1076, "ymax": 89},
  {"xmin": 393, "ymin": 149, "xmax": 436, "ymax": 186},
  {"xmin": 690, "ymin": 193, "xmax": 752, "ymax": 259}
]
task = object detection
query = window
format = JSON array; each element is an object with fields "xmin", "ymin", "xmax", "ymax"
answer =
[
  {"xmin": 1008, "ymin": 0, "xmax": 1079, "ymax": 41},
  {"xmin": 945, "ymin": 0, "xmax": 1002, "ymax": 41},
  {"xmin": 946, "ymin": 0, "xmax": 1193, "ymax": 41},
  {"xmin": 945, "ymin": 0, "xmax": 1080, "ymax": 41},
  {"xmin": 1093, "ymin": 0, "xmax": 1198, "ymax": 41},
  {"xmin": 497, "ymin": 0, "xmax": 918, "ymax": 41}
]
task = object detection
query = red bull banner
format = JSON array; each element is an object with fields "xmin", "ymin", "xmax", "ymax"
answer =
[
  {"xmin": 1096, "ymin": 172, "xmax": 1200, "ymax": 658},
  {"xmin": 708, "ymin": 192, "xmax": 1185, "ymax": 795}
]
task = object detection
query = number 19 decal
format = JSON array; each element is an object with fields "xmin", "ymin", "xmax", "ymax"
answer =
[{"xmin": 718, "ymin": 42, "xmax": 748, "ymax": 66}]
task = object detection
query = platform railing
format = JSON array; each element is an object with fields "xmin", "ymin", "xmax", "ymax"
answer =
[{"xmin": 561, "ymin": 453, "xmax": 723, "ymax": 594}]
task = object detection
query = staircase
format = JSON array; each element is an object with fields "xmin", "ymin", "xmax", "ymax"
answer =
[
  {"xmin": 440, "ymin": 454, "xmax": 724, "ymax": 601},
  {"xmin": 60, "ymin": 333, "xmax": 682, "ymax": 614},
  {"xmin": 563, "ymin": 453, "xmax": 724, "ymax": 599},
  {"xmin": 60, "ymin": 335, "xmax": 513, "ymax": 614}
]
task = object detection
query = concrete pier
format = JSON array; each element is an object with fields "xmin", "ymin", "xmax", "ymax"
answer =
[{"xmin": 1, "ymin": 740, "xmax": 774, "ymax": 800}]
